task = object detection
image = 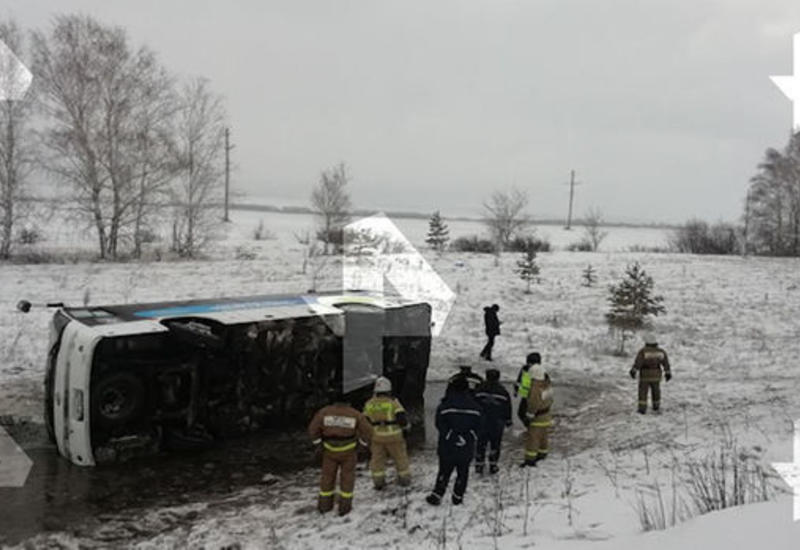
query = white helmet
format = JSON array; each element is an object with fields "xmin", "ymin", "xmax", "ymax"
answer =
[
  {"xmin": 643, "ymin": 333, "xmax": 658, "ymax": 345},
  {"xmin": 374, "ymin": 376, "xmax": 392, "ymax": 394},
  {"xmin": 529, "ymin": 364, "xmax": 546, "ymax": 381}
]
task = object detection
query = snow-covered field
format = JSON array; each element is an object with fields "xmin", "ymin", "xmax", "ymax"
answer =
[{"xmin": 2, "ymin": 210, "xmax": 800, "ymax": 549}]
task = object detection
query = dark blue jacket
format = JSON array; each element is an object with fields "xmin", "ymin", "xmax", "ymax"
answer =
[
  {"xmin": 474, "ymin": 380, "xmax": 512, "ymax": 431},
  {"xmin": 435, "ymin": 390, "xmax": 484, "ymax": 460}
]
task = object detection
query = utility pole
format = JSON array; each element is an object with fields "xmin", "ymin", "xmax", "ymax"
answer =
[
  {"xmin": 564, "ymin": 169, "xmax": 581, "ymax": 230},
  {"xmin": 223, "ymin": 127, "xmax": 233, "ymax": 222}
]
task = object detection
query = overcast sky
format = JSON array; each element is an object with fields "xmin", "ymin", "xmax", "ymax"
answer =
[{"xmin": 5, "ymin": 0, "xmax": 800, "ymax": 223}]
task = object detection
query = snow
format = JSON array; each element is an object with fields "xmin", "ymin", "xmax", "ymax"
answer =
[{"xmin": 2, "ymin": 209, "xmax": 800, "ymax": 548}]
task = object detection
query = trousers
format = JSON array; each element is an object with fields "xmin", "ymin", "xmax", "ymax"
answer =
[
  {"xmin": 431, "ymin": 455, "xmax": 471, "ymax": 501},
  {"xmin": 638, "ymin": 380, "xmax": 661, "ymax": 412},
  {"xmin": 318, "ymin": 449, "xmax": 356, "ymax": 515},
  {"xmin": 369, "ymin": 436, "xmax": 410, "ymax": 487}
]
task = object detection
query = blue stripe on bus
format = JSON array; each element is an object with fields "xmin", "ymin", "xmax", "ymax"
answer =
[{"xmin": 132, "ymin": 296, "xmax": 313, "ymax": 318}]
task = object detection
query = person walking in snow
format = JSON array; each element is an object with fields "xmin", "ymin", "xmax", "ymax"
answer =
[
  {"xmin": 426, "ymin": 376, "xmax": 484, "ymax": 506},
  {"xmin": 474, "ymin": 368, "xmax": 512, "ymax": 474},
  {"xmin": 479, "ymin": 304, "xmax": 502, "ymax": 361},
  {"xmin": 629, "ymin": 334, "xmax": 672, "ymax": 414},
  {"xmin": 522, "ymin": 363, "xmax": 553, "ymax": 467}
]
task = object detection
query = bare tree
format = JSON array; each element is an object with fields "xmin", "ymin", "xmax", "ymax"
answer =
[
  {"xmin": 32, "ymin": 15, "xmax": 174, "ymax": 259},
  {"xmin": 582, "ymin": 207, "xmax": 608, "ymax": 252},
  {"xmin": 482, "ymin": 187, "xmax": 530, "ymax": 251},
  {"xmin": 0, "ymin": 20, "xmax": 34, "ymax": 259},
  {"xmin": 168, "ymin": 77, "xmax": 226, "ymax": 258},
  {"xmin": 311, "ymin": 162, "xmax": 352, "ymax": 254},
  {"xmin": 746, "ymin": 133, "xmax": 800, "ymax": 256}
]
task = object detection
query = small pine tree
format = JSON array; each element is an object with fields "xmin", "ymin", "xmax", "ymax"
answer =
[
  {"xmin": 605, "ymin": 262, "xmax": 665, "ymax": 354},
  {"xmin": 582, "ymin": 264, "xmax": 597, "ymax": 287},
  {"xmin": 425, "ymin": 211, "xmax": 450, "ymax": 255},
  {"xmin": 516, "ymin": 248, "xmax": 540, "ymax": 294}
]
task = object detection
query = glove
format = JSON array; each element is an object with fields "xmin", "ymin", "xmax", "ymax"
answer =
[
  {"xmin": 629, "ymin": 369, "xmax": 636, "ymax": 380},
  {"xmin": 665, "ymin": 372, "xmax": 672, "ymax": 382}
]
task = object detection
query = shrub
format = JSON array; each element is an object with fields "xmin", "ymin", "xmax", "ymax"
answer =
[
  {"xmin": 17, "ymin": 227, "xmax": 43, "ymax": 245},
  {"xmin": 566, "ymin": 239, "xmax": 593, "ymax": 252},
  {"xmin": 452, "ymin": 235, "xmax": 497, "ymax": 254},
  {"xmin": 508, "ymin": 235, "xmax": 551, "ymax": 253},
  {"xmin": 670, "ymin": 220, "xmax": 740, "ymax": 255}
]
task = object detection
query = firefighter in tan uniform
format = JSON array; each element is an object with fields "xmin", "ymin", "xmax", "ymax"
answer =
[
  {"xmin": 308, "ymin": 396, "xmax": 372, "ymax": 515},
  {"xmin": 522, "ymin": 363, "xmax": 553, "ymax": 467},
  {"xmin": 363, "ymin": 377, "xmax": 411, "ymax": 489},
  {"xmin": 630, "ymin": 334, "xmax": 672, "ymax": 414}
]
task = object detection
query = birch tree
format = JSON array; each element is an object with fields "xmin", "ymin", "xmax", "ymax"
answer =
[{"xmin": 0, "ymin": 20, "xmax": 34, "ymax": 259}]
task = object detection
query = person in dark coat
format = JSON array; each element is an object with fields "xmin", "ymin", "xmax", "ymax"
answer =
[
  {"xmin": 479, "ymin": 304, "xmax": 501, "ymax": 361},
  {"xmin": 426, "ymin": 377, "xmax": 484, "ymax": 506},
  {"xmin": 474, "ymin": 369, "xmax": 512, "ymax": 474}
]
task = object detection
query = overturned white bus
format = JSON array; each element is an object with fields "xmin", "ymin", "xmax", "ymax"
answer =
[{"xmin": 40, "ymin": 291, "xmax": 432, "ymax": 466}]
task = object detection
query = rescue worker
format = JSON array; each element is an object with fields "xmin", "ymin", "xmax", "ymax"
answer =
[
  {"xmin": 447, "ymin": 364, "xmax": 484, "ymax": 395},
  {"xmin": 363, "ymin": 376, "xmax": 411, "ymax": 489},
  {"xmin": 426, "ymin": 376, "xmax": 484, "ymax": 506},
  {"xmin": 630, "ymin": 334, "xmax": 671, "ymax": 414},
  {"xmin": 479, "ymin": 304, "xmax": 501, "ymax": 361},
  {"xmin": 522, "ymin": 363, "xmax": 553, "ymax": 467},
  {"xmin": 514, "ymin": 352, "xmax": 540, "ymax": 427},
  {"xmin": 474, "ymin": 368, "xmax": 512, "ymax": 474},
  {"xmin": 308, "ymin": 395, "xmax": 372, "ymax": 516}
]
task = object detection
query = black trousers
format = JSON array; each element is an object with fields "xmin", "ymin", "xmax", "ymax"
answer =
[
  {"xmin": 476, "ymin": 424, "xmax": 504, "ymax": 465},
  {"xmin": 480, "ymin": 334, "xmax": 496, "ymax": 359},
  {"xmin": 432, "ymin": 455, "xmax": 471, "ymax": 499}
]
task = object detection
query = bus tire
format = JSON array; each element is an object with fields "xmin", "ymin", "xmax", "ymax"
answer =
[{"xmin": 92, "ymin": 372, "xmax": 146, "ymax": 427}]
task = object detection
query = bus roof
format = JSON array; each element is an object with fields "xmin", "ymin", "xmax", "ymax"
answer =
[{"xmin": 63, "ymin": 290, "xmax": 421, "ymax": 328}]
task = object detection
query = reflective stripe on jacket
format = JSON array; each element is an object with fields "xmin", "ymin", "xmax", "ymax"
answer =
[
  {"xmin": 308, "ymin": 403, "xmax": 372, "ymax": 451},
  {"xmin": 364, "ymin": 396, "xmax": 407, "ymax": 439},
  {"xmin": 632, "ymin": 345, "xmax": 671, "ymax": 382}
]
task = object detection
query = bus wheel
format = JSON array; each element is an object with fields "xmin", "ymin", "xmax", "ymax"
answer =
[{"xmin": 92, "ymin": 372, "xmax": 145, "ymax": 426}]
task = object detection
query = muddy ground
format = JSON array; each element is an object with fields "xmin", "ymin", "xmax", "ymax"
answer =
[{"xmin": 0, "ymin": 377, "xmax": 606, "ymax": 547}]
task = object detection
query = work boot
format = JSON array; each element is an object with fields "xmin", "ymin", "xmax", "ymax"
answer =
[
  {"xmin": 519, "ymin": 458, "xmax": 538, "ymax": 468},
  {"xmin": 373, "ymin": 479, "xmax": 386, "ymax": 491},
  {"xmin": 489, "ymin": 464, "xmax": 499, "ymax": 475},
  {"xmin": 318, "ymin": 495, "xmax": 334, "ymax": 514},
  {"xmin": 637, "ymin": 408, "xmax": 646, "ymax": 415},
  {"xmin": 452, "ymin": 494, "xmax": 463, "ymax": 506},
  {"xmin": 338, "ymin": 497, "xmax": 353, "ymax": 516},
  {"xmin": 475, "ymin": 463, "xmax": 485, "ymax": 475},
  {"xmin": 398, "ymin": 475, "xmax": 411, "ymax": 487},
  {"xmin": 426, "ymin": 493, "xmax": 442, "ymax": 506}
]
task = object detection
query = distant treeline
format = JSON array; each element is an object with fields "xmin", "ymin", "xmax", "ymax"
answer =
[{"xmin": 230, "ymin": 202, "xmax": 680, "ymax": 229}]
